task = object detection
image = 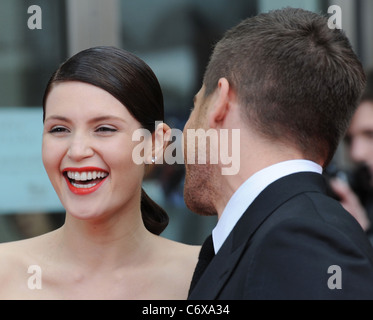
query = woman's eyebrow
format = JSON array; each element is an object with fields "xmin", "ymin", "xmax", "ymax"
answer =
[
  {"xmin": 44, "ymin": 115, "xmax": 70, "ymax": 123},
  {"xmin": 44, "ymin": 115, "xmax": 127, "ymax": 124},
  {"xmin": 88, "ymin": 115, "xmax": 127, "ymax": 124}
]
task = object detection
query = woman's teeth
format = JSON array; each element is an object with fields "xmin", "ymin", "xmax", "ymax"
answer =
[
  {"xmin": 65, "ymin": 170, "xmax": 108, "ymax": 189},
  {"xmin": 66, "ymin": 171, "xmax": 108, "ymax": 181},
  {"xmin": 71, "ymin": 181, "xmax": 98, "ymax": 189}
]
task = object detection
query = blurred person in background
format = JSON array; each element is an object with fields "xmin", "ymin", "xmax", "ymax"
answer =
[
  {"xmin": 0, "ymin": 46, "xmax": 199, "ymax": 300},
  {"xmin": 330, "ymin": 71, "xmax": 373, "ymax": 244}
]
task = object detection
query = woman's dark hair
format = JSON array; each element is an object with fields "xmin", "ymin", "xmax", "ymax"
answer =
[{"xmin": 43, "ymin": 46, "xmax": 168, "ymax": 235}]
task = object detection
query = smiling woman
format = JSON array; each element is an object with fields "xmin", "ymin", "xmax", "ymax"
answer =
[
  {"xmin": 42, "ymin": 46, "xmax": 170, "ymax": 235},
  {"xmin": 0, "ymin": 46, "xmax": 200, "ymax": 300}
]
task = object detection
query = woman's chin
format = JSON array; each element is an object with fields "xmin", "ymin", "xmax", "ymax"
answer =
[{"xmin": 65, "ymin": 206, "xmax": 105, "ymax": 222}]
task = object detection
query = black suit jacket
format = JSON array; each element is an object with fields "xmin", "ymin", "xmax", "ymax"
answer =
[{"xmin": 188, "ymin": 172, "xmax": 373, "ymax": 300}]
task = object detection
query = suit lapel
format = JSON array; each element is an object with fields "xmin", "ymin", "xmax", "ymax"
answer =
[
  {"xmin": 188, "ymin": 233, "xmax": 244, "ymax": 300},
  {"xmin": 188, "ymin": 172, "xmax": 327, "ymax": 300}
]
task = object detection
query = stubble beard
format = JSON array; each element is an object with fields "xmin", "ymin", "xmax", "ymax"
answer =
[{"xmin": 183, "ymin": 163, "xmax": 218, "ymax": 217}]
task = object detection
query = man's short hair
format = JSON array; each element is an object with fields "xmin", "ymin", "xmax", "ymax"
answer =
[{"xmin": 203, "ymin": 7, "xmax": 366, "ymax": 167}]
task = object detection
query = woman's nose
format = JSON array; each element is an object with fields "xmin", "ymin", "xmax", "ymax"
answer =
[{"xmin": 67, "ymin": 132, "xmax": 95, "ymax": 161}]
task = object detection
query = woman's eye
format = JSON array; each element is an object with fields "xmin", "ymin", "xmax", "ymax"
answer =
[
  {"xmin": 95, "ymin": 126, "xmax": 117, "ymax": 133},
  {"xmin": 49, "ymin": 126, "xmax": 69, "ymax": 134}
]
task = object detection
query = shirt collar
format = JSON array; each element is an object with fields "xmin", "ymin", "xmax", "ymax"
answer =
[{"xmin": 212, "ymin": 159, "xmax": 323, "ymax": 253}]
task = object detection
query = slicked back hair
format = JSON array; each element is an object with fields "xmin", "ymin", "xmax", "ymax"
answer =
[{"xmin": 203, "ymin": 8, "xmax": 366, "ymax": 167}]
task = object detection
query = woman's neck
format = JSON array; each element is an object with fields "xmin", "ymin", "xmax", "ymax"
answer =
[{"xmin": 54, "ymin": 207, "xmax": 154, "ymax": 272}]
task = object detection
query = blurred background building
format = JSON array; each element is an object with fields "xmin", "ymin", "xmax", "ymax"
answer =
[{"xmin": 1, "ymin": 0, "xmax": 372, "ymax": 244}]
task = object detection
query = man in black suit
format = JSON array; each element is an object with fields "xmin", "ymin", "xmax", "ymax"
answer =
[{"xmin": 184, "ymin": 8, "xmax": 373, "ymax": 300}]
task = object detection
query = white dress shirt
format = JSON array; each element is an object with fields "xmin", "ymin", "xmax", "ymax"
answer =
[{"xmin": 212, "ymin": 159, "xmax": 323, "ymax": 253}]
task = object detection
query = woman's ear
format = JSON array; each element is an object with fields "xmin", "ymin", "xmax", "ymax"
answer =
[
  {"xmin": 208, "ymin": 78, "xmax": 231, "ymax": 129},
  {"xmin": 148, "ymin": 122, "xmax": 171, "ymax": 164}
]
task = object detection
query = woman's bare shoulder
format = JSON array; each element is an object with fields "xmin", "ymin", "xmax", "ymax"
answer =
[
  {"xmin": 0, "ymin": 238, "xmax": 33, "ymax": 265},
  {"xmin": 0, "ymin": 230, "xmax": 56, "ymax": 258},
  {"xmin": 146, "ymin": 236, "xmax": 201, "ymax": 299},
  {"xmin": 0, "ymin": 231, "xmax": 58, "ymax": 299},
  {"xmin": 0, "ymin": 239, "xmax": 34, "ymax": 298},
  {"xmin": 157, "ymin": 236, "xmax": 201, "ymax": 261},
  {"xmin": 155, "ymin": 236, "xmax": 201, "ymax": 279}
]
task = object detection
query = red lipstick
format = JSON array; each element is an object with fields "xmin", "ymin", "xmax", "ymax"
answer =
[{"xmin": 62, "ymin": 167, "xmax": 109, "ymax": 195}]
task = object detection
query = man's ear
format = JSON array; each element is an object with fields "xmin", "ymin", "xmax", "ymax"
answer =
[
  {"xmin": 148, "ymin": 122, "xmax": 171, "ymax": 164},
  {"xmin": 208, "ymin": 78, "xmax": 231, "ymax": 129}
]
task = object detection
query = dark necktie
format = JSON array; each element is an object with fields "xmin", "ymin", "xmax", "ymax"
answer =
[{"xmin": 188, "ymin": 234, "xmax": 215, "ymax": 296}]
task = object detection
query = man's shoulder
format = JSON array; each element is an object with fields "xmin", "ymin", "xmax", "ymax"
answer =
[
  {"xmin": 236, "ymin": 206, "xmax": 373, "ymax": 299},
  {"xmin": 240, "ymin": 189, "xmax": 373, "ymax": 266}
]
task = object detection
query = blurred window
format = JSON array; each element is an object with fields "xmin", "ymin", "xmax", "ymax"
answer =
[{"xmin": 0, "ymin": 0, "xmax": 67, "ymax": 107}]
